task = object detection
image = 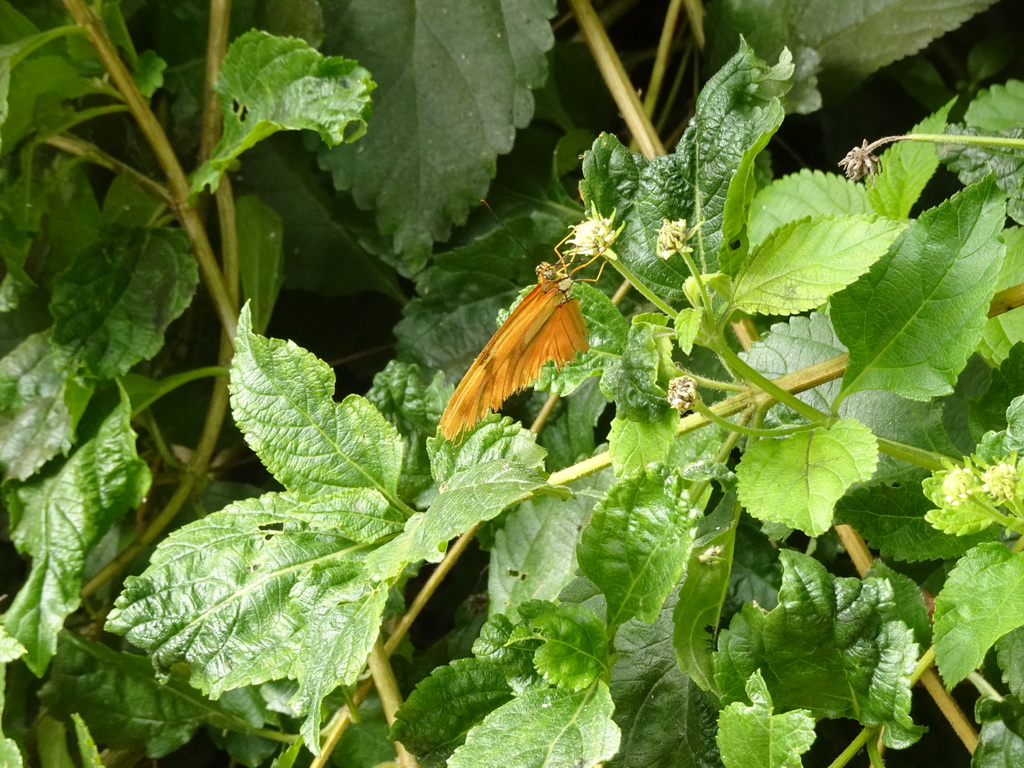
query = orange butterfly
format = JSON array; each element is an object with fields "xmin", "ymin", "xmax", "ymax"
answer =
[
  {"xmin": 438, "ymin": 258, "xmax": 588, "ymax": 441},
  {"xmin": 438, "ymin": 210, "xmax": 620, "ymax": 441}
]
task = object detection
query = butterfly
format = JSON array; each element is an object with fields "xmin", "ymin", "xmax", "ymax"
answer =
[{"xmin": 437, "ymin": 257, "xmax": 588, "ymax": 441}]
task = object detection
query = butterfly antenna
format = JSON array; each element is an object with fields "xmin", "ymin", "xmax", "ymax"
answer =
[{"xmin": 480, "ymin": 199, "xmax": 533, "ymax": 260}]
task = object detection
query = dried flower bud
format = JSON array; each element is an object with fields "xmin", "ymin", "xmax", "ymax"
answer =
[
  {"xmin": 981, "ymin": 462, "xmax": 1019, "ymax": 503},
  {"xmin": 838, "ymin": 139, "xmax": 882, "ymax": 186},
  {"xmin": 667, "ymin": 376, "xmax": 697, "ymax": 412},
  {"xmin": 567, "ymin": 207, "xmax": 620, "ymax": 259},
  {"xmin": 656, "ymin": 218, "xmax": 696, "ymax": 260}
]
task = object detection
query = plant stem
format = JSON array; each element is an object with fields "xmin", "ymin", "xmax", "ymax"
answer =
[
  {"xmin": 566, "ymin": 0, "xmax": 665, "ymax": 159},
  {"xmin": 690, "ymin": 398, "xmax": 817, "ymax": 438},
  {"xmin": 605, "ymin": 257, "xmax": 678, "ymax": 317},
  {"xmin": 366, "ymin": 639, "xmax": 420, "ymax": 768},
  {"xmin": 967, "ymin": 671, "xmax": 1004, "ymax": 702},
  {"xmin": 713, "ymin": 343, "xmax": 829, "ymax": 425},
  {"xmin": 46, "ymin": 134, "xmax": 173, "ymax": 207},
  {"xmin": 200, "ymin": 0, "xmax": 232, "ymax": 164},
  {"xmin": 827, "ymin": 726, "xmax": 877, "ymax": 768},
  {"xmin": 875, "ymin": 437, "xmax": 951, "ymax": 472},
  {"xmin": 642, "ymin": 0, "xmax": 684, "ymax": 118},
  {"xmin": 59, "ymin": 0, "xmax": 238, "ymax": 340}
]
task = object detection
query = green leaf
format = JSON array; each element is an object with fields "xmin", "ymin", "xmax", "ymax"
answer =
[
  {"xmin": 731, "ymin": 214, "xmax": 905, "ymax": 315},
  {"xmin": 393, "ymin": 658, "xmax": 514, "ymax": 767},
  {"xmin": 580, "ymin": 42, "xmax": 791, "ymax": 298},
  {"xmin": 980, "ymin": 228, "xmax": 1024, "ymax": 366},
  {"xmin": 447, "ymin": 681, "xmax": 620, "ymax": 768},
  {"xmin": 836, "ymin": 482, "xmax": 998, "ymax": 562},
  {"xmin": 239, "ymin": 139, "xmax": 403, "ymax": 300},
  {"xmin": 715, "ymin": 551, "xmax": 922, "ymax": 748},
  {"xmin": 519, "ymin": 601, "xmax": 609, "ymax": 691},
  {"xmin": 600, "ymin": 313, "xmax": 675, "ymax": 423},
  {"xmin": 833, "ymin": 178, "xmax": 1007, "ymax": 403},
  {"xmin": 997, "ymin": 627, "xmax": 1024, "ymax": 699},
  {"xmin": 50, "ymin": 228, "xmax": 198, "ymax": 379},
  {"xmin": 318, "ymin": 1, "xmax": 556, "ymax": 266},
  {"xmin": 104, "ymin": 492, "xmax": 384, "ymax": 744},
  {"xmin": 674, "ymin": 497, "xmax": 739, "ymax": 692},
  {"xmin": 940, "ymin": 126, "xmax": 1024, "ymax": 225},
  {"xmin": 736, "ymin": 418, "xmax": 878, "ymax": 536},
  {"xmin": 608, "ymin": 410, "xmax": 679, "ymax": 476},
  {"xmin": 364, "ymin": 457, "xmax": 567, "ymax": 582},
  {"xmin": 716, "ymin": 671, "xmax": 815, "ymax": 768},
  {"xmin": 965, "ymin": 78, "xmax": 1024, "ymax": 131},
  {"xmin": 867, "ymin": 102, "xmax": 952, "ymax": 220},
  {"xmin": 973, "ymin": 719, "xmax": 1024, "ymax": 767},
  {"xmin": 0, "ymin": 625, "xmax": 26, "ymax": 768},
  {"xmin": 489, "ymin": 470, "xmax": 612, "ymax": 619},
  {"xmin": 740, "ymin": 312, "xmax": 845, "ymax": 414},
  {"xmin": 0, "ymin": 331, "xmax": 81, "ymax": 482},
  {"xmin": 289, "ymin": 578, "xmax": 389, "ymax": 745},
  {"xmin": 192, "ymin": 30, "xmax": 375, "ymax": 193},
  {"xmin": 577, "ymin": 466, "xmax": 703, "ymax": 626},
  {"xmin": 868, "ymin": 562, "xmax": 932, "ymax": 649},
  {"xmin": 236, "ymin": 195, "xmax": 283, "ymax": 335},
  {"xmin": 230, "ymin": 305, "xmax": 405, "ymax": 500},
  {"xmin": 934, "ymin": 542, "xmax": 1024, "ymax": 687},
  {"xmin": 472, "ymin": 613, "xmax": 542, "ymax": 684},
  {"xmin": 70, "ymin": 714, "xmax": 102, "ymax": 768},
  {"xmin": 747, "ymin": 170, "xmax": 871, "ymax": 246},
  {"xmin": 708, "ymin": 0, "xmax": 1001, "ymax": 104},
  {"xmin": 610, "ymin": 589, "xmax": 722, "ymax": 767},
  {"xmin": 3, "ymin": 387, "xmax": 149, "ymax": 675},
  {"xmin": 41, "ymin": 632, "xmax": 262, "ymax": 759},
  {"xmin": 366, "ymin": 360, "xmax": 449, "ymax": 506}
]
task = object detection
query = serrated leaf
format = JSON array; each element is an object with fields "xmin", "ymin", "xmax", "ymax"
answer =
[
  {"xmin": 610, "ymin": 589, "xmax": 722, "ymax": 768},
  {"xmin": 716, "ymin": 671, "xmax": 815, "ymax": 768},
  {"xmin": 714, "ymin": 551, "xmax": 922, "ymax": 748},
  {"xmin": 236, "ymin": 195, "xmax": 283, "ymax": 335},
  {"xmin": 736, "ymin": 418, "xmax": 878, "ymax": 536},
  {"xmin": 104, "ymin": 494, "xmax": 383, "ymax": 700},
  {"xmin": 708, "ymin": 0, "xmax": 1000, "ymax": 104},
  {"xmin": 41, "ymin": 632, "xmax": 262, "ymax": 758},
  {"xmin": 868, "ymin": 562, "xmax": 932, "ymax": 648},
  {"xmin": 516, "ymin": 601, "xmax": 609, "ymax": 692},
  {"xmin": 934, "ymin": 542, "xmax": 1024, "ymax": 687},
  {"xmin": 489, "ymin": 470, "xmax": 611, "ymax": 618},
  {"xmin": 318, "ymin": 1, "xmax": 556, "ymax": 267},
  {"xmin": 608, "ymin": 410, "xmax": 679, "ymax": 476},
  {"xmin": 429, "ymin": 414, "xmax": 548, "ymax": 484},
  {"xmin": 600, "ymin": 314, "xmax": 675, "ymax": 423},
  {"xmin": 997, "ymin": 627, "xmax": 1024, "ymax": 699},
  {"xmin": 192, "ymin": 30, "xmax": 375, "ymax": 193},
  {"xmin": 675, "ymin": 497, "xmax": 739, "ymax": 692},
  {"xmin": 366, "ymin": 360, "xmax": 449, "ymax": 505},
  {"xmin": 965, "ymin": 78, "xmax": 1024, "ymax": 131},
  {"xmin": 393, "ymin": 658, "xmax": 514, "ymax": 767},
  {"xmin": 836, "ymin": 482, "xmax": 997, "ymax": 562},
  {"xmin": 3, "ymin": 387, "xmax": 149, "ymax": 674},
  {"xmin": 0, "ymin": 331, "xmax": 81, "ymax": 481},
  {"xmin": 973, "ymin": 719, "xmax": 1024, "ymax": 767},
  {"xmin": 364, "ymin": 457, "xmax": 568, "ymax": 582},
  {"xmin": 230, "ymin": 305, "xmax": 405, "ymax": 500},
  {"xmin": 748, "ymin": 170, "xmax": 871, "ymax": 246},
  {"xmin": 941, "ymin": 126, "xmax": 1024, "ymax": 224},
  {"xmin": 580, "ymin": 42, "xmax": 791, "ymax": 299},
  {"xmin": 731, "ymin": 214, "xmax": 904, "ymax": 315},
  {"xmin": 867, "ymin": 102, "xmax": 952, "ymax": 220},
  {"xmin": 50, "ymin": 228, "xmax": 198, "ymax": 379},
  {"xmin": 0, "ymin": 625, "xmax": 26, "ymax": 767},
  {"xmin": 447, "ymin": 681, "xmax": 620, "ymax": 768},
  {"xmin": 578, "ymin": 466, "xmax": 703, "ymax": 626},
  {"xmin": 834, "ymin": 178, "xmax": 1007, "ymax": 403},
  {"xmin": 472, "ymin": 613, "xmax": 542, "ymax": 685}
]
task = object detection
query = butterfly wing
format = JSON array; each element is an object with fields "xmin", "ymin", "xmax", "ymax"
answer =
[{"xmin": 439, "ymin": 284, "xmax": 589, "ymax": 440}]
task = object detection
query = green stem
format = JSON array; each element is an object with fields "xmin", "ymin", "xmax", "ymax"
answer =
[
  {"xmin": 682, "ymin": 371, "xmax": 745, "ymax": 392},
  {"xmin": 691, "ymin": 399, "xmax": 817, "ymax": 438},
  {"xmin": 967, "ymin": 671, "xmax": 1004, "ymax": 702},
  {"xmin": 827, "ymin": 726, "xmax": 878, "ymax": 768},
  {"xmin": 714, "ymin": 344, "xmax": 828, "ymax": 425},
  {"xmin": 910, "ymin": 646, "xmax": 937, "ymax": 686},
  {"xmin": 642, "ymin": 0, "xmax": 684, "ymax": 118},
  {"xmin": 909, "ymin": 132, "xmax": 1024, "ymax": 151},
  {"xmin": 678, "ymin": 247, "xmax": 715, "ymax": 321},
  {"xmin": 875, "ymin": 437, "xmax": 951, "ymax": 473},
  {"xmin": 606, "ymin": 256, "xmax": 678, "ymax": 318},
  {"xmin": 866, "ymin": 734, "xmax": 886, "ymax": 768}
]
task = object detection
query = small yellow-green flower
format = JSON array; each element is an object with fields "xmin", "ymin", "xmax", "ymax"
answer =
[
  {"xmin": 941, "ymin": 466, "xmax": 977, "ymax": 507},
  {"xmin": 981, "ymin": 461, "xmax": 1019, "ymax": 503},
  {"xmin": 567, "ymin": 206, "xmax": 621, "ymax": 259},
  {"xmin": 656, "ymin": 218, "xmax": 698, "ymax": 260}
]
